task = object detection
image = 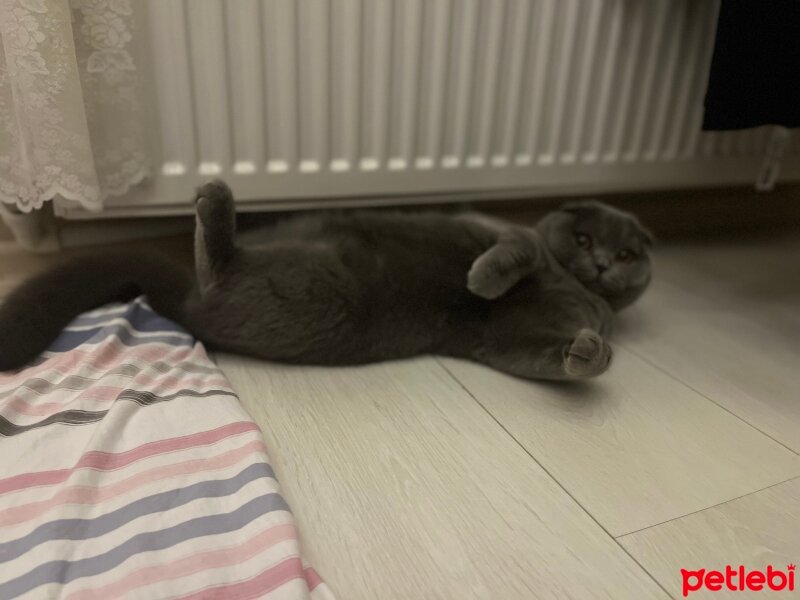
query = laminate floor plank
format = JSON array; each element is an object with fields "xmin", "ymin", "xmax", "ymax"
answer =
[
  {"xmin": 619, "ymin": 476, "xmax": 800, "ymax": 599},
  {"xmin": 441, "ymin": 347, "xmax": 800, "ymax": 537},
  {"xmin": 616, "ymin": 235, "xmax": 800, "ymax": 452},
  {"xmin": 218, "ymin": 355, "xmax": 668, "ymax": 600}
]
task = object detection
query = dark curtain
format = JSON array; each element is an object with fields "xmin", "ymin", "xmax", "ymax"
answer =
[{"xmin": 703, "ymin": 0, "xmax": 800, "ymax": 130}]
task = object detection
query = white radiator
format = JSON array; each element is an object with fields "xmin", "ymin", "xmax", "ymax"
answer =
[{"xmin": 57, "ymin": 0, "xmax": 800, "ymax": 219}]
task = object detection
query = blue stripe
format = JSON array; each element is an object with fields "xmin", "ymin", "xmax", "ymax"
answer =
[
  {"xmin": 0, "ymin": 464, "xmax": 274, "ymax": 563},
  {"xmin": 68, "ymin": 300, "xmax": 186, "ymax": 335},
  {"xmin": 0, "ymin": 491, "xmax": 289, "ymax": 599},
  {"xmin": 47, "ymin": 327, "xmax": 191, "ymax": 354}
]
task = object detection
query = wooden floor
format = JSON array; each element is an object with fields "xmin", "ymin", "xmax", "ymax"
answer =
[
  {"xmin": 217, "ymin": 234, "xmax": 800, "ymax": 600},
  {"xmin": 2, "ymin": 220, "xmax": 799, "ymax": 599}
]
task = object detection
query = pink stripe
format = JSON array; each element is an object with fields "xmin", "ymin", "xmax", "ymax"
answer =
[
  {"xmin": 173, "ymin": 557, "xmax": 305, "ymax": 600},
  {"xmin": 64, "ymin": 524, "xmax": 299, "ymax": 600},
  {"xmin": 304, "ymin": 567, "xmax": 324, "ymax": 592},
  {"xmin": 3, "ymin": 375, "xmax": 231, "ymax": 418},
  {"xmin": 0, "ymin": 421, "xmax": 259, "ymax": 495},
  {"xmin": 0, "ymin": 439, "xmax": 267, "ymax": 527},
  {"xmin": 0, "ymin": 342, "xmax": 200, "ymax": 387}
]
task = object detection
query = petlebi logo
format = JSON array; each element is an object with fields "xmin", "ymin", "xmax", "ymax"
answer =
[{"xmin": 681, "ymin": 564, "xmax": 795, "ymax": 596}]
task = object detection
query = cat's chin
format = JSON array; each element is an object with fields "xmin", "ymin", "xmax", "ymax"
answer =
[
  {"xmin": 573, "ymin": 271, "xmax": 606, "ymax": 289},
  {"xmin": 583, "ymin": 280, "xmax": 605, "ymax": 295},
  {"xmin": 582, "ymin": 277, "xmax": 624, "ymax": 298},
  {"xmin": 568, "ymin": 264, "xmax": 599, "ymax": 285}
]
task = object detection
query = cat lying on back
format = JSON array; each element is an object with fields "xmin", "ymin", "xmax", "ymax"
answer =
[{"xmin": 0, "ymin": 181, "xmax": 653, "ymax": 380}]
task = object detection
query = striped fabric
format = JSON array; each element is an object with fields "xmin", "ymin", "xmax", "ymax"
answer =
[{"xmin": 0, "ymin": 298, "xmax": 335, "ymax": 600}]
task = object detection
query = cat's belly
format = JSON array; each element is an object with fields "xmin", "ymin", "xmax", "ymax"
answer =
[{"xmin": 187, "ymin": 276, "xmax": 448, "ymax": 365}]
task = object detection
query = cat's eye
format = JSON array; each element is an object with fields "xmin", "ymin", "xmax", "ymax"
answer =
[
  {"xmin": 617, "ymin": 249, "xmax": 634, "ymax": 263},
  {"xmin": 575, "ymin": 233, "xmax": 592, "ymax": 250}
]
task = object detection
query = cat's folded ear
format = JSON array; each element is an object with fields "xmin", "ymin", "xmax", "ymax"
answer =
[{"xmin": 561, "ymin": 199, "xmax": 655, "ymax": 246}]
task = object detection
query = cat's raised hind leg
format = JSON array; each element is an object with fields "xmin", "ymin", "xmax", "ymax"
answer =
[{"xmin": 194, "ymin": 179, "xmax": 236, "ymax": 292}]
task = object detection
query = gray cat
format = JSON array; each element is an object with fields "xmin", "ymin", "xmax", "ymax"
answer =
[{"xmin": 0, "ymin": 181, "xmax": 652, "ymax": 380}]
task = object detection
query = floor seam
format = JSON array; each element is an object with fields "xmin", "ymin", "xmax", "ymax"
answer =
[
  {"xmin": 618, "ymin": 343, "xmax": 800, "ymax": 458},
  {"xmin": 436, "ymin": 358, "xmax": 676, "ymax": 600},
  {"xmin": 616, "ymin": 473, "xmax": 800, "ymax": 539}
]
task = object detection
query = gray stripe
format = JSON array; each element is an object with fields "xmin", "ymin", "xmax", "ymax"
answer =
[
  {"xmin": 0, "ymin": 490, "xmax": 289, "ymax": 599},
  {"xmin": 0, "ymin": 463, "xmax": 274, "ymax": 563},
  {"xmin": 0, "ymin": 374, "xmax": 98, "ymax": 400},
  {"xmin": 0, "ymin": 411, "xmax": 101, "ymax": 436},
  {"xmin": 0, "ymin": 389, "xmax": 236, "ymax": 437},
  {"xmin": 0, "ymin": 362, "xmax": 219, "ymax": 400}
]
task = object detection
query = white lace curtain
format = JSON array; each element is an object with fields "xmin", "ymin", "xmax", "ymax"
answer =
[{"xmin": 0, "ymin": 0, "xmax": 149, "ymax": 213}]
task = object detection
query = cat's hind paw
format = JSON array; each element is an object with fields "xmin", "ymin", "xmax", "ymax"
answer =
[
  {"xmin": 563, "ymin": 328, "xmax": 612, "ymax": 378},
  {"xmin": 195, "ymin": 179, "xmax": 235, "ymax": 225}
]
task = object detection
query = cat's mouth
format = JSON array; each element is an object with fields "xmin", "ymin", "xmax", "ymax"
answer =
[
  {"xmin": 571, "ymin": 265, "xmax": 601, "ymax": 285},
  {"xmin": 592, "ymin": 274, "xmax": 627, "ymax": 294},
  {"xmin": 568, "ymin": 261, "xmax": 627, "ymax": 295},
  {"xmin": 575, "ymin": 269, "xmax": 626, "ymax": 295}
]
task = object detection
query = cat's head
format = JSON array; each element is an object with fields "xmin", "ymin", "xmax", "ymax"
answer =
[{"xmin": 536, "ymin": 201, "xmax": 653, "ymax": 310}]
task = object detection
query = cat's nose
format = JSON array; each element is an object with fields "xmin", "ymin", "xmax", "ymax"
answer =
[{"xmin": 594, "ymin": 251, "xmax": 611, "ymax": 272}]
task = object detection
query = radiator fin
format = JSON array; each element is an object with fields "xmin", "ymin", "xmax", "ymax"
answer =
[{"xmin": 135, "ymin": 0, "xmax": 800, "ymax": 209}]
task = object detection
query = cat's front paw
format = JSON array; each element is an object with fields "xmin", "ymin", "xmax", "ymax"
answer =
[
  {"xmin": 563, "ymin": 328, "xmax": 612, "ymax": 378},
  {"xmin": 195, "ymin": 179, "xmax": 234, "ymax": 224},
  {"xmin": 467, "ymin": 259, "xmax": 508, "ymax": 300}
]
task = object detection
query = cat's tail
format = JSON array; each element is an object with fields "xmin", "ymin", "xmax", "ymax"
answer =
[{"xmin": 0, "ymin": 250, "xmax": 194, "ymax": 371}]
